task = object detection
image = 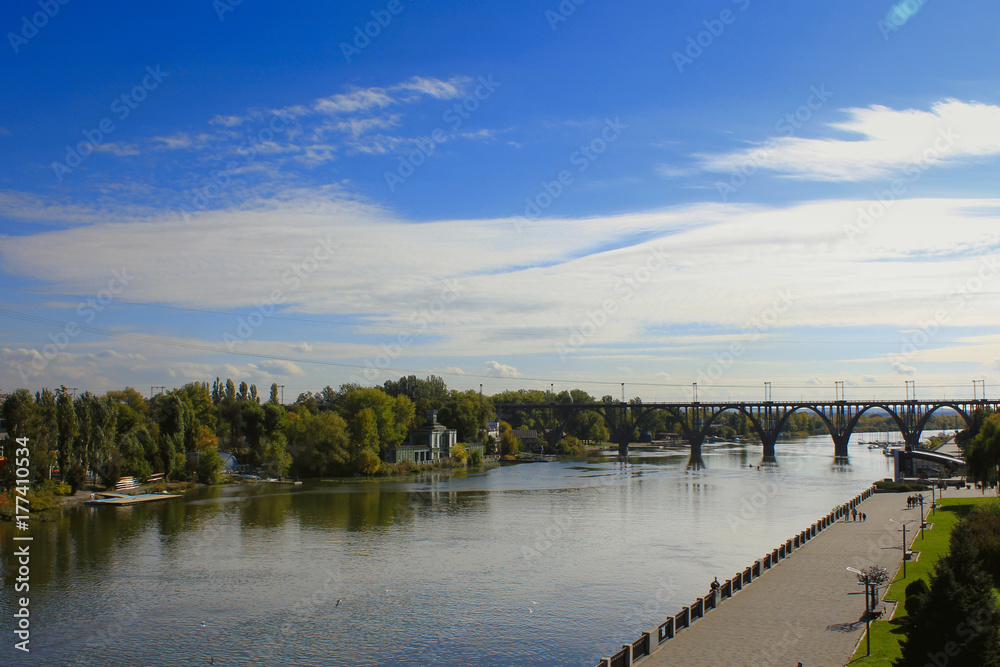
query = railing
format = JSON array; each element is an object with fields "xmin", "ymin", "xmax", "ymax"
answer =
[
  {"xmin": 632, "ymin": 633, "xmax": 650, "ymax": 659},
  {"xmin": 595, "ymin": 484, "xmax": 876, "ymax": 666},
  {"xmin": 657, "ymin": 617, "xmax": 674, "ymax": 642},
  {"xmin": 690, "ymin": 598, "xmax": 703, "ymax": 621},
  {"xmin": 609, "ymin": 646, "xmax": 629, "ymax": 667}
]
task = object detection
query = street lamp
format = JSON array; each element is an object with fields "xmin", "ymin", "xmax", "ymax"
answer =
[
  {"xmin": 847, "ymin": 565, "xmax": 888, "ymax": 657},
  {"xmin": 917, "ymin": 494, "xmax": 925, "ymax": 538},
  {"xmin": 889, "ymin": 518, "xmax": 917, "ymax": 577}
]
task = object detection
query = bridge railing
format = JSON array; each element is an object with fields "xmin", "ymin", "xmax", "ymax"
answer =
[{"xmin": 595, "ymin": 483, "xmax": 876, "ymax": 666}]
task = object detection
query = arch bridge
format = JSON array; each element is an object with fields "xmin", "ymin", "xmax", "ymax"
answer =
[{"xmin": 495, "ymin": 398, "xmax": 999, "ymax": 459}]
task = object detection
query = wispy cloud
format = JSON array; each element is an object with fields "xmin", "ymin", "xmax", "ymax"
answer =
[{"xmin": 697, "ymin": 99, "xmax": 1000, "ymax": 181}]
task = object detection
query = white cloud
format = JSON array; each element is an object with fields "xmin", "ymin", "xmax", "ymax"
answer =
[
  {"xmin": 257, "ymin": 359, "xmax": 306, "ymax": 376},
  {"xmin": 484, "ymin": 361, "xmax": 521, "ymax": 378},
  {"xmin": 697, "ymin": 99, "xmax": 1000, "ymax": 181},
  {"xmin": 892, "ymin": 362, "xmax": 916, "ymax": 376},
  {"xmin": 93, "ymin": 142, "xmax": 141, "ymax": 157}
]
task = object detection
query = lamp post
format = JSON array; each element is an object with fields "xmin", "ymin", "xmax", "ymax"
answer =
[
  {"xmin": 846, "ymin": 565, "xmax": 888, "ymax": 657},
  {"xmin": 890, "ymin": 519, "xmax": 917, "ymax": 577},
  {"xmin": 918, "ymin": 494, "xmax": 925, "ymax": 538}
]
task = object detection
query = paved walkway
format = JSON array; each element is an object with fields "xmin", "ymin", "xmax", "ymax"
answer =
[{"xmin": 638, "ymin": 491, "xmax": 923, "ymax": 667}]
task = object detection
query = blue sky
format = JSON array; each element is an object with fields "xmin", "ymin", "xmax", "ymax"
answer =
[{"xmin": 1, "ymin": 0, "xmax": 1000, "ymax": 402}]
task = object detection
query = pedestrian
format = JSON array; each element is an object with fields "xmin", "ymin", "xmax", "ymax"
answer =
[
  {"xmin": 852, "ymin": 508, "xmax": 857, "ymax": 522},
  {"xmin": 711, "ymin": 577, "xmax": 720, "ymax": 592}
]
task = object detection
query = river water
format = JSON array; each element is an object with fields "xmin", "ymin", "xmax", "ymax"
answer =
[{"xmin": 1, "ymin": 435, "xmax": 904, "ymax": 666}]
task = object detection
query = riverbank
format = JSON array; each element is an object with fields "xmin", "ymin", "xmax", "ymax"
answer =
[{"xmin": 629, "ymin": 488, "xmax": 925, "ymax": 667}]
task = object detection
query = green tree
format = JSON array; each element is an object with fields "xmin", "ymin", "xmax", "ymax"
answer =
[
  {"xmin": 285, "ymin": 407, "xmax": 350, "ymax": 476},
  {"xmin": 196, "ymin": 448, "xmax": 224, "ymax": 484},
  {"xmin": 336, "ymin": 387, "xmax": 411, "ymax": 450},
  {"xmin": 896, "ymin": 524, "xmax": 1000, "ymax": 666},
  {"xmin": 966, "ymin": 414, "xmax": 1000, "ymax": 490},
  {"xmin": 498, "ymin": 421, "xmax": 520, "ymax": 457},
  {"xmin": 349, "ymin": 407, "xmax": 381, "ymax": 474}
]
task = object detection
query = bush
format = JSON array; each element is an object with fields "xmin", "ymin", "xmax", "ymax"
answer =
[
  {"xmin": 196, "ymin": 449, "xmax": 224, "ymax": 485},
  {"xmin": 874, "ymin": 480, "xmax": 929, "ymax": 492},
  {"xmin": 97, "ymin": 460, "xmax": 121, "ymax": 489},
  {"xmin": 63, "ymin": 463, "xmax": 87, "ymax": 493},
  {"xmin": 54, "ymin": 481, "xmax": 73, "ymax": 496},
  {"xmin": 554, "ymin": 435, "xmax": 586, "ymax": 456},
  {"xmin": 904, "ymin": 578, "xmax": 930, "ymax": 617},
  {"xmin": 469, "ymin": 449, "xmax": 484, "ymax": 465}
]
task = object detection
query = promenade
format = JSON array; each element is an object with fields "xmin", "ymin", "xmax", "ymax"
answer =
[{"xmin": 639, "ymin": 490, "xmax": 925, "ymax": 667}]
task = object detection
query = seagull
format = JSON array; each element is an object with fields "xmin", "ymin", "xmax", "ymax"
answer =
[
  {"xmin": 336, "ymin": 599, "xmax": 342, "ymax": 607},
  {"xmin": 200, "ymin": 621, "xmax": 207, "ymax": 627}
]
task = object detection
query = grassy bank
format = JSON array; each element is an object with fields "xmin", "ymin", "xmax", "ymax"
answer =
[{"xmin": 847, "ymin": 496, "xmax": 994, "ymax": 665}]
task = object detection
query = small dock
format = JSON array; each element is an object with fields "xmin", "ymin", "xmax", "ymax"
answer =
[{"xmin": 84, "ymin": 492, "xmax": 181, "ymax": 506}]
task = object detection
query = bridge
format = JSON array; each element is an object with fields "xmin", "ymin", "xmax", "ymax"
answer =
[{"xmin": 495, "ymin": 398, "xmax": 999, "ymax": 461}]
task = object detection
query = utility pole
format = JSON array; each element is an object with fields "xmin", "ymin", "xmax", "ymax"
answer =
[{"xmin": 278, "ymin": 385, "xmax": 285, "ymax": 404}]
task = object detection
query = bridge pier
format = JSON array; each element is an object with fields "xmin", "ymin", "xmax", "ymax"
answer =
[
  {"xmin": 761, "ymin": 437, "xmax": 777, "ymax": 460},
  {"xmin": 832, "ymin": 434, "xmax": 850, "ymax": 458},
  {"xmin": 617, "ymin": 438, "xmax": 629, "ymax": 458}
]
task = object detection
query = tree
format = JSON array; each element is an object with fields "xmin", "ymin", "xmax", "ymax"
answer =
[
  {"xmin": 896, "ymin": 524, "xmax": 1000, "ymax": 666},
  {"xmin": 349, "ymin": 407, "xmax": 381, "ymax": 474},
  {"xmin": 54, "ymin": 387, "xmax": 78, "ymax": 479},
  {"xmin": 966, "ymin": 414, "xmax": 1000, "ymax": 490},
  {"xmin": 285, "ymin": 407, "xmax": 350, "ymax": 477},
  {"xmin": 196, "ymin": 448, "xmax": 224, "ymax": 485},
  {"xmin": 567, "ymin": 410, "xmax": 609, "ymax": 444},
  {"xmin": 269, "ymin": 383, "xmax": 280, "ymax": 405},
  {"xmin": 498, "ymin": 421, "xmax": 520, "ymax": 457},
  {"xmin": 336, "ymin": 387, "xmax": 412, "ymax": 451}
]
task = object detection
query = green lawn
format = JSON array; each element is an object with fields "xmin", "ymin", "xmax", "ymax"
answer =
[{"xmin": 847, "ymin": 497, "xmax": 993, "ymax": 666}]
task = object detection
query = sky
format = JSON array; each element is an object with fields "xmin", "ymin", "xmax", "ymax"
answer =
[{"xmin": 1, "ymin": 0, "xmax": 999, "ymax": 403}]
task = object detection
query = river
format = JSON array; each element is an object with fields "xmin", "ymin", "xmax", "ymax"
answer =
[{"xmin": 1, "ymin": 434, "xmax": 907, "ymax": 666}]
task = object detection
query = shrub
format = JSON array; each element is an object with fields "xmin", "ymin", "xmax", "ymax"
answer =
[{"xmin": 63, "ymin": 463, "xmax": 87, "ymax": 493}]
